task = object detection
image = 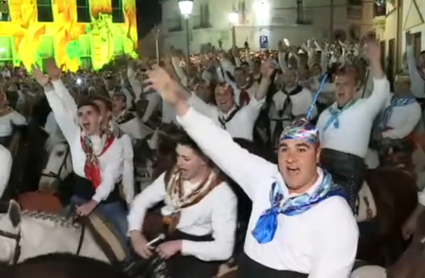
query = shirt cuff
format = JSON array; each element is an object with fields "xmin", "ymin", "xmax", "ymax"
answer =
[
  {"xmin": 181, "ymin": 239, "xmax": 197, "ymax": 256},
  {"xmin": 92, "ymin": 193, "xmax": 103, "ymax": 204}
]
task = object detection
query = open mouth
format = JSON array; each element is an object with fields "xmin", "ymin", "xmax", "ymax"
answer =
[
  {"xmin": 286, "ymin": 167, "xmax": 300, "ymax": 176},
  {"xmin": 82, "ymin": 122, "xmax": 90, "ymax": 129}
]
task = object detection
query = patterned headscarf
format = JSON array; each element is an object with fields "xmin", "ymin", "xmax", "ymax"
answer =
[{"xmin": 279, "ymin": 118, "xmax": 319, "ymax": 145}]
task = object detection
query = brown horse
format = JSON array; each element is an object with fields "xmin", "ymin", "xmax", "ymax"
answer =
[
  {"xmin": 356, "ymin": 168, "xmax": 418, "ymax": 266},
  {"xmin": 385, "ymin": 210, "xmax": 425, "ymax": 278}
]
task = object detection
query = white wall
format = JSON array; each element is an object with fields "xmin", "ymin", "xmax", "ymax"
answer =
[
  {"xmin": 162, "ymin": 0, "xmax": 351, "ymax": 53},
  {"xmin": 401, "ymin": 0, "xmax": 425, "ymax": 54}
]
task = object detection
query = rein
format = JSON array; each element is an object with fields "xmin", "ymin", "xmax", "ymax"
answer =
[
  {"xmin": 0, "ymin": 230, "xmax": 21, "ymax": 265},
  {"xmin": 40, "ymin": 143, "xmax": 70, "ymax": 180}
]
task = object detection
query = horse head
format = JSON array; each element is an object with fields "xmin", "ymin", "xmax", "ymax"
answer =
[
  {"xmin": 39, "ymin": 136, "xmax": 72, "ymax": 192},
  {"xmin": 0, "ymin": 200, "xmax": 21, "ymax": 264}
]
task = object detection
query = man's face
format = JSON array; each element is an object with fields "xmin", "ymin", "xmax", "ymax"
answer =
[
  {"xmin": 282, "ymin": 69, "xmax": 297, "ymax": 88},
  {"xmin": 214, "ymin": 86, "xmax": 234, "ymax": 113},
  {"xmin": 310, "ymin": 64, "xmax": 321, "ymax": 77},
  {"xmin": 112, "ymin": 95, "xmax": 126, "ymax": 113},
  {"xmin": 93, "ymin": 99, "xmax": 112, "ymax": 126},
  {"xmin": 234, "ymin": 69, "xmax": 247, "ymax": 87},
  {"xmin": 334, "ymin": 74, "xmax": 356, "ymax": 107},
  {"xmin": 105, "ymin": 78, "xmax": 116, "ymax": 91},
  {"xmin": 78, "ymin": 105, "xmax": 102, "ymax": 135},
  {"xmin": 278, "ymin": 139, "xmax": 320, "ymax": 194},
  {"xmin": 176, "ymin": 144, "xmax": 206, "ymax": 181}
]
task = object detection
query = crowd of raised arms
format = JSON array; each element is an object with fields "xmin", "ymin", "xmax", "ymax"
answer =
[{"xmin": 0, "ymin": 32, "xmax": 425, "ymax": 278}]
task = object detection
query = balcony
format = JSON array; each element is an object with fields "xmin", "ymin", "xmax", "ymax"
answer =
[
  {"xmin": 347, "ymin": 5, "xmax": 362, "ymax": 19},
  {"xmin": 296, "ymin": 10, "xmax": 313, "ymax": 25},
  {"xmin": 167, "ymin": 18, "xmax": 182, "ymax": 32},
  {"xmin": 191, "ymin": 15, "xmax": 211, "ymax": 29}
]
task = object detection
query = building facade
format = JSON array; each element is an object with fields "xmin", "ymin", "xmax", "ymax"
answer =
[
  {"xmin": 161, "ymin": 0, "xmax": 355, "ymax": 53},
  {"xmin": 0, "ymin": 0, "xmax": 138, "ymax": 71}
]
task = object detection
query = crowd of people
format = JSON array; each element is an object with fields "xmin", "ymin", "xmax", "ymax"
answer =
[{"xmin": 0, "ymin": 32, "xmax": 424, "ymax": 278}]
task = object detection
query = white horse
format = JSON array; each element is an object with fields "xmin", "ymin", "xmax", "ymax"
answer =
[
  {"xmin": 0, "ymin": 200, "xmax": 110, "ymax": 264},
  {"xmin": 38, "ymin": 119, "xmax": 73, "ymax": 192},
  {"xmin": 350, "ymin": 265, "xmax": 386, "ymax": 278}
]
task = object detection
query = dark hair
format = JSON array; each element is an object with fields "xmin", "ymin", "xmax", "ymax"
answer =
[
  {"xmin": 171, "ymin": 129, "xmax": 207, "ymax": 161},
  {"xmin": 77, "ymin": 100, "xmax": 101, "ymax": 114},
  {"xmin": 240, "ymin": 61, "xmax": 250, "ymax": 68},
  {"xmin": 421, "ymin": 50, "xmax": 425, "ymax": 55},
  {"xmin": 89, "ymin": 95, "xmax": 113, "ymax": 112},
  {"xmin": 234, "ymin": 67, "xmax": 245, "ymax": 74}
]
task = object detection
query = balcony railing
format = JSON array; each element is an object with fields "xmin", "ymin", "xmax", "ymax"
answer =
[{"xmin": 347, "ymin": 5, "xmax": 362, "ymax": 19}]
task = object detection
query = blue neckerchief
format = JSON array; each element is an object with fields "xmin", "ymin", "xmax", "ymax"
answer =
[
  {"xmin": 322, "ymin": 100, "xmax": 357, "ymax": 131},
  {"xmin": 251, "ymin": 171, "xmax": 346, "ymax": 244},
  {"xmin": 373, "ymin": 94, "xmax": 417, "ymax": 133}
]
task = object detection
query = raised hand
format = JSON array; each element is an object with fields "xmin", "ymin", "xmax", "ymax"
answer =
[
  {"xmin": 261, "ymin": 59, "xmax": 275, "ymax": 78},
  {"xmin": 45, "ymin": 58, "xmax": 61, "ymax": 81},
  {"xmin": 365, "ymin": 37, "xmax": 381, "ymax": 63},
  {"xmin": 143, "ymin": 65, "xmax": 181, "ymax": 106},
  {"xmin": 31, "ymin": 64, "xmax": 49, "ymax": 87}
]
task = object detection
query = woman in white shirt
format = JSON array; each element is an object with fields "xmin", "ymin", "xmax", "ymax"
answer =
[{"xmin": 128, "ymin": 130, "xmax": 237, "ymax": 278}]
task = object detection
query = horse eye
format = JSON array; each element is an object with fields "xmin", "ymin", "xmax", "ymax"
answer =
[{"xmin": 56, "ymin": 151, "xmax": 65, "ymax": 157}]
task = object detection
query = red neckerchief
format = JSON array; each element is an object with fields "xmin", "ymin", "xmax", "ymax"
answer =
[{"xmin": 80, "ymin": 132, "xmax": 115, "ymax": 189}]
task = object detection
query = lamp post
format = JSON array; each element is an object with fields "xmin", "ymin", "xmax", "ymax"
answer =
[
  {"xmin": 228, "ymin": 12, "xmax": 238, "ymax": 49},
  {"xmin": 179, "ymin": 0, "xmax": 193, "ymax": 71}
]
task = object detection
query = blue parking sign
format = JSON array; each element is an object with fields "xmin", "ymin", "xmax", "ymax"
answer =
[{"xmin": 259, "ymin": 35, "xmax": 268, "ymax": 49}]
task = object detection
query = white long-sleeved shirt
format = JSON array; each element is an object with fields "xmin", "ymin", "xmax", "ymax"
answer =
[
  {"xmin": 187, "ymin": 93, "xmax": 264, "ymax": 140},
  {"xmin": 0, "ymin": 144, "xmax": 12, "ymax": 198},
  {"xmin": 45, "ymin": 80, "xmax": 124, "ymax": 203},
  {"xmin": 0, "ymin": 110, "xmax": 26, "ymax": 137},
  {"xmin": 406, "ymin": 45, "xmax": 425, "ymax": 98},
  {"xmin": 176, "ymin": 107, "xmax": 358, "ymax": 277},
  {"xmin": 317, "ymin": 78, "xmax": 390, "ymax": 158},
  {"xmin": 128, "ymin": 172, "xmax": 237, "ymax": 261},
  {"xmin": 119, "ymin": 133, "xmax": 135, "ymax": 205},
  {"xmin": 381, "ymin": 94, "xmax": 421, "ymax": 139}
]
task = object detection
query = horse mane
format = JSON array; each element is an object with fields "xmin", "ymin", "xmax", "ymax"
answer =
[
  {"xmin": 20, "ymin": 210, "xmax": 81, "ymax": 230},
  {"xmin": 44, "ymin": 127, "xmax": 66, "ymax": 153}
]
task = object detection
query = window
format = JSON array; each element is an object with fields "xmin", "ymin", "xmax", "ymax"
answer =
[
  {"xmin": 0, "ymin": 0, "xmax": 11, "ymax": 21},
  {"xmin": 37, "ymin": 0, "xmax": 54, "ymax": 22},
  {"xmin": 238, "ymin": 1, "xmax": 246, "ymax": 24},
  {"xmin": 0, "ymin": 36, "xmax": 13, "ymax": 61},
  {"xmin": 77, "ymin": 0, "xmax": 91, "ymax": 22},
  {"xmin": 200, "ymin": 4, "xmax": 210, "ymax": 28},
  {"xmin": 374, "ymin": 0, "xmax": 386, "ymax": 17},
  {"xmin": 296, "ymin": 0, "xmax": 304, "ymax": 23},
  {"xmin": 112, "ymin": 0, "xmax": 124, "ymax": 23}
]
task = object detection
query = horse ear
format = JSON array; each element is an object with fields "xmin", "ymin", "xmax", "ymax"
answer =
[{"xmin": 7, "ymin": 200, "xmax": 21, "ymax": 228}]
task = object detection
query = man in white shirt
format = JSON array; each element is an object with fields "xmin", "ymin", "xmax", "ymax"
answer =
[
  {"xmin": 143, "ymin": 66, "xmax": 358, "ymax": 278},
  {"xmin": 371, "ymin": 74, "xmax": 421, "ymax": 167},
  {"xmin": 112, "ymin": 91, "xmax": 145, "ymax": 141},
  {"xmin": 270, "ymin": 67, "xmax": 317, "ymax": 147},
  {"xmin": 91, "ymin": 96, "xmax": 135, "ymax": 206},
  {"xmin": 32, "ymin": 61, "xmax": 128, "ymax": 251},
  {"xmin": 316, "ymin": 38, "xmax": 389, "ymax": 212},
  {"xmin": 128, "ymin": 130, "xmax": 237, "ymax": 277},
  {"xmin": 0, "ymin": 90, "xmax": 27, "ymax": 147},
  {"xmin": 0, "ymin": 144, "xmax": 12, "ymax": 199},
  {"xmin": 178, "ymin": 62, "xmax": 272, "ymax": 141}
]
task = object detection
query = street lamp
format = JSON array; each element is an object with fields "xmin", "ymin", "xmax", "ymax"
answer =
[
  {"xmin": 228, "ymin": 12, "xmax": 238, "ymax": 48},
  {"xmin": 179, "ymin": 0, "xmax": 193, "ymax": 70}
]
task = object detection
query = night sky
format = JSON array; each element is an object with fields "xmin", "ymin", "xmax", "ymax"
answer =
[{"xmin": 136, "ymin": 0, "xmax": 161, "ymax": 38}]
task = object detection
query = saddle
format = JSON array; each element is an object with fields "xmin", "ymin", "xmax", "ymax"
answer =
[
  {"xmin": 77, "ymin": 213, "xmax": 127, "ymax": 263},
  {"xmin": 355, "ymin": 181, "xmax": 377, "ymax": 222}
]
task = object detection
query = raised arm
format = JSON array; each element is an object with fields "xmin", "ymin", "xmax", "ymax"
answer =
[
  {"xmin": 406, "ymin": 32, "xmax": 425, "ymax": 98},
  {"xmin": 365, "ymin": 39, "xmax": 390, "ymax": 116},
  {"xmin": 0, "ymin": 146, "xmax": 12, "ymax": 199},
  {"xmin": 144, "ymin": 67, "xmax": 277, "ymax": 199}
]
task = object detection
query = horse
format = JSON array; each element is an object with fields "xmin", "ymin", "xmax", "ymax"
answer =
[
  {"xmin": 350, "ymin": 209, "xmax": 425, "ymax": 278},
  {"xmin": 0, "ymin": 253, "xmax": 130, "ymax": 278}
]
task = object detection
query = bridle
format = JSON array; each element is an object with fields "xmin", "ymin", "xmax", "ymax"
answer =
[
  {"xmin": 0, "ymin": 229, "xmax": 21, "ymax": 265},
  {"xmin": 40, "ymin": 143, "xmax": 71, "ymax": 182}
]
